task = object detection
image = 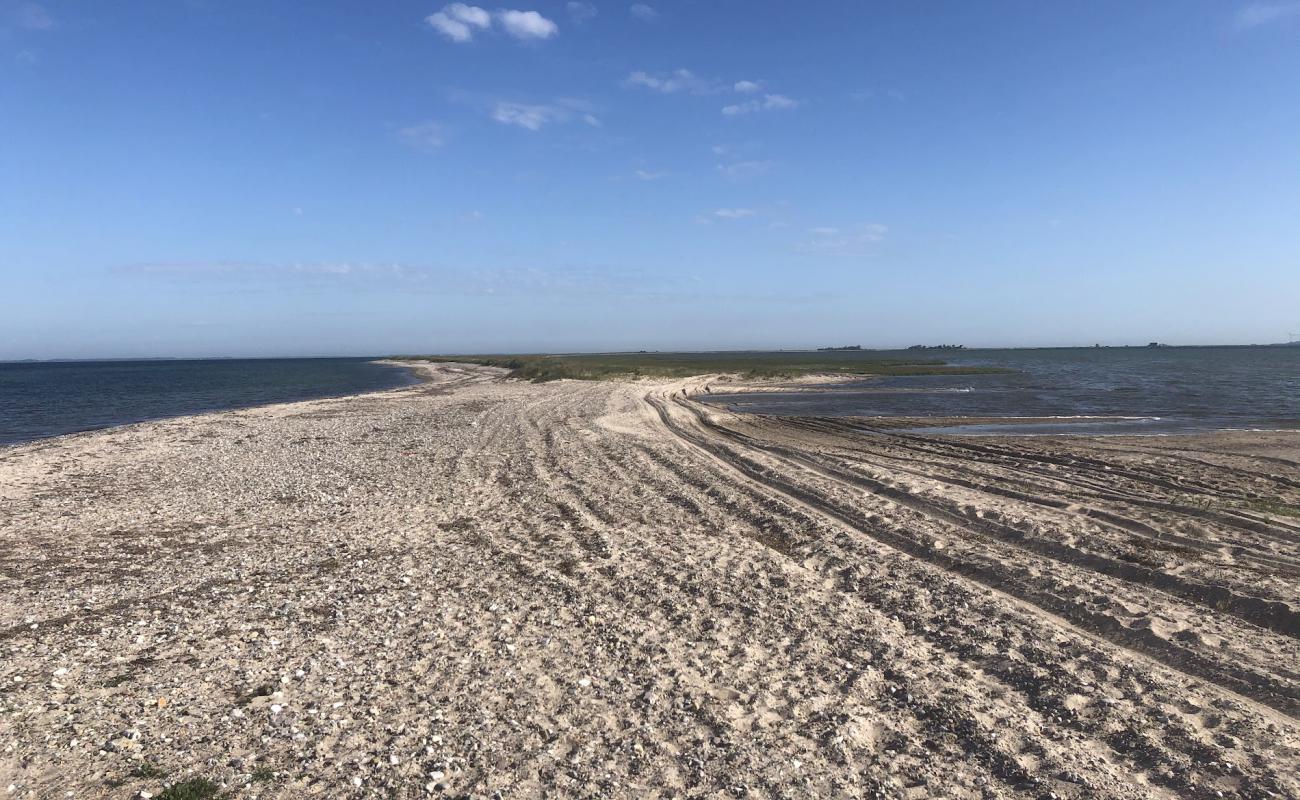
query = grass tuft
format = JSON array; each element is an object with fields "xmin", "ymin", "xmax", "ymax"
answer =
[
  {"xmin": 250, "ymin": 767, "xmax": 276, "ymax": 783},
  {"xmin": 129, "ymin": 763, "xmax": 168, "ymax": 779},
  {"xmin": 156, "ymin": 778, "xmax": 222, "ymax": 800}
]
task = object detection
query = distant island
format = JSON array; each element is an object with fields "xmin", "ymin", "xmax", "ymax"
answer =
[
  {"xmin": 908, "ymin": 344, "xmax": 965, "ymax": 351},
  {"xmin": 816, "ymin": 345, "xmax": 862, "ymax": 351}
]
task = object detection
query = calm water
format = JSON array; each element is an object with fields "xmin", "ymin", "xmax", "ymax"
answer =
[
  {"xmin": 702, "ymin": 347, "xmax": 1300, "ymax": 435},
  {"xmin": 0, "ymin": 358, "xmax": 417, "ymax": 447}
]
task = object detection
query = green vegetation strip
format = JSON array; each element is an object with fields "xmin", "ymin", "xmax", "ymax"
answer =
[
  {"xmin": 403, "ymin": 352, "xmax": 1008, "ymax": 383},
  {"xmin": 156, "ymin": 778, "xmax": 223, "ymax": 800},
  {"xmin": 1244, "ymin": 498, "xmax": 1300, "ymax": 518}
]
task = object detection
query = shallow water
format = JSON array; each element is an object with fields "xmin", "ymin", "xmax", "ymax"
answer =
[
  {"xmin": 702, "ymin": 346, "xmax": 1300, "ymax": 435},
  {"xmin": 0, "ymin": 358, "xmax": 416, "ymax": 446}
]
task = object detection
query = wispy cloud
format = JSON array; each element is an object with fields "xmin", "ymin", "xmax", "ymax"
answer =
[
  {"xmin": 113, "ymin": 261, "xmax": 710, "ymax": 301},
  {"xmin": 711, "ymin": 142, "xmax": 773, "ymax": 180},
  {"xmin": 625, "ymin": 71, "xmax": 789, "ymax": 108},
  {"xmin": 716, "ymin": 159, "xmax": 774, "ymax": 180},
  {"xmin": 712, "ymin": 208, "xmax": 756, "ymax": 220},
  {"xmin": 424, "ymin": 4, "xmax": 558, "ymax": 42},
  {"xmin": 624, "ymin": 69, "xmax": 720, "ymax": 95},
  {"xmin": 722, "ymin": 94, "xmax": 799, "ymax": 116},
  {"xmin": 1234, "ymin": 2, "xmax": 1300, "ymax": 28},
  {"xmin": 798, "ymin": 223, "xmax": 888, "ymax": 255},
  {"xmin": 633, "ymin": 169, "xmax": 667, "ymax": 180},
  {"xmin": 490, "ymin": 99, "xmax": 600, "ymax": 131},
  {"xmin": 492, "ymin": 102, "xmax": 559, "ymax": 131},
  {"xmin": 115, "ymin": 262, "xmax": 432, "ymax": 287},
  {"xmin": 629, "ymin": 3, "xmax": 658, "ymax": 21},
  {"xmin": 397, "ymin": 121, "xmax": 445, "ymax": 152},
  {"xmin": 10, "ymin": 2, "xmax": 54, "ymax": 31},
  {"xmin": 566, "ymin": 1, "xmax": 597, "ymax": 23}
]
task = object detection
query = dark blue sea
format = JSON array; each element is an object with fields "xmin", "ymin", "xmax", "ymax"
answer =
[
  {"xmin": 0, "ymin": 358, "xmax": 417, "ymax": 447},
  {"xmin": 702, "ymin": 347, "xmax": 1300, "ymax": 435}
]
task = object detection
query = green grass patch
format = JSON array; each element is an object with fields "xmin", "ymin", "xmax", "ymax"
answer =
[
  {"xmin": 1243, "ymin": 497, "xmax": 1300, "ymax": 518},
  {"xmin": 402, "ymin": 351, "xmax": 1008, "ymax": 383},
  {"xmin": 156, "ymin": 778, "xmax": 222, "ymax": 800},
  {"xmin": 130, "ymin": 763, "xmax": 168, "ymax": 779},
  {"xmin": 250, "ymin": 767, "xmax": 276, "ymax": 783}
]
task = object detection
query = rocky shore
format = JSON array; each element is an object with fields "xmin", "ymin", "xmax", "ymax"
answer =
[{"xmin": 2, "ymin": 362, "xmax": 1297, "ymax": 798}]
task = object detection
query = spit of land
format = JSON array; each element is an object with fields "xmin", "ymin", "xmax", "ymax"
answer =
[{"xmin": 2, "ymin": 361, "xmax": 1298, "ymax": 798}]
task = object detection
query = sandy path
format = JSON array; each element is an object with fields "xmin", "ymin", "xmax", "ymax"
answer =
[{"xmin": 1, "ymin": 364, "xmax": 1297, "ymax": 798}]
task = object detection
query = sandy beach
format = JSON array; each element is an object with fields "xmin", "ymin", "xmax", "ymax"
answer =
[{"xmin": 2, "ymin": 361, "xmax": 1298, "ymax": 798}]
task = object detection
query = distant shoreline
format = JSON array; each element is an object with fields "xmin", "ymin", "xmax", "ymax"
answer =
[{"xmin": 3, "ymin": 341, "xmax": 1299, "ymax": 364}]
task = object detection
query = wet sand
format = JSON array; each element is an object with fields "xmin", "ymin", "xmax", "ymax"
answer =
[{"xmin": 1, "ymin": 362, "xmax": 1298, "ymax": 798}]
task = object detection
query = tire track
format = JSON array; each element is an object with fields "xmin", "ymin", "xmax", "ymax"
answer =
[{"xmin": 646, "ymin": 389, "xmax": 1300, "ymax": 719}]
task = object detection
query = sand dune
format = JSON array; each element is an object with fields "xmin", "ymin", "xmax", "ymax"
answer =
[{"xmin": 1, "ymin": 362, "xmax": 1297, "ymax": 798}]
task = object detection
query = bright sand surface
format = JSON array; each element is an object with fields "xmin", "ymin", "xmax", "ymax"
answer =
[{"xmin": 2, "ymin": 362, "xmax": 1298, "ymax": 797}]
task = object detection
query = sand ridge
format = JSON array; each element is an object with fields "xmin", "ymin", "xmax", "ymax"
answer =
[{"xmin": 1, "ymin": 362, "xmax": 1297, "ymax": 798}]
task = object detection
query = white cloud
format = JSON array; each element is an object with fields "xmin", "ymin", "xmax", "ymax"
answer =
[
  {"xmin": 425, "ymin": 3, "xmax": 491, "ymax": 42},
  {"xmin": 397, "ymin": 121, "xmax": 446, "ymax": 151},
  {"xmin": 634, "ymin": 169, "xmax": 666, "ymax": 180},
  {"xmin": 566, "ymin": 1, "xmax": 597, "ymax": 22},
  {"xmin": 489, "ymin": 99, "xmax": 599, "ymax": 131},
  {"xmin": 713, "ymin": 208, "xmax": 756, "ymax": 220},
  {"xmin": 810, "ymin": 226, "xmax": 839, "ymax": 236},
  {"xmin": 722, "ymin": 94, "xmax": 799, "ymax": 116},
  {"xmin": 497, "ymin": 9, "xmax": 559, "ymax": 39},
  {"xmin": 624, "ymin": 68, "xmax": 720, "ymax": 95},
  {"xmin": 425, "ymin": 5, "xmax": 558, "ymax": 42},
  {"xmin": 733, "ymin": 80, "xmax": 762, "ymax": 94},
  {"xmin": 1235, "ymin": 3, "xmax": 1300, "ymax": 28},
  {"xmin": 629, "ymin": 3, "xmax": 658, "ymax": 21},
  {"xmin": 491, "ymin": 102, "xmax": 557, "ymax": 130}
]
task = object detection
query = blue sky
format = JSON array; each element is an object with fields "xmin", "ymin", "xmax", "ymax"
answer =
[{"xmin": 2, "ymin": 1, "xmax": 1299, "ymax": 358}]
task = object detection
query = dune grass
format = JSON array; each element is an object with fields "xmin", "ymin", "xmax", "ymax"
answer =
[
  {"xmin": 156, "ymin": 778, "xmax": 222, "ymax": 800},
  {"xmin": 404, "ymin": 351, "xmax": 1007, "ymax": 383}
]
